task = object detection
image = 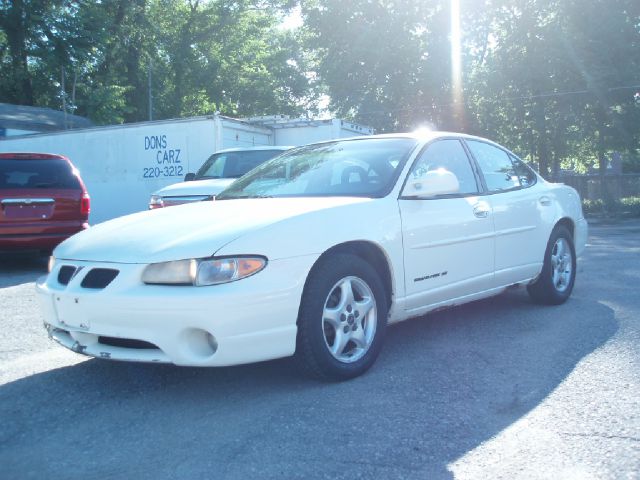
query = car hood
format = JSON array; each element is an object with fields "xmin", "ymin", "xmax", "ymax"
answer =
[
  {"xmin": 54, "ymin": 197, "xmax": 369, "ymax": 264},
  {"xmin": 155, "ymin": 178, "xmax": 236, "ymax": 197}
]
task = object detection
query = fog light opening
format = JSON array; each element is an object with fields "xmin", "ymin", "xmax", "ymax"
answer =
[
  {"xmin": 206, "ymin": 332, "xmax": 218, "ymax": 353},
  {"xmin": 181, "ymin": 328, "xmax": 218, "ymax": 359}
]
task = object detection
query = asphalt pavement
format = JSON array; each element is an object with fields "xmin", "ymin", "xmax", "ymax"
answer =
[{"xmin": 0, "ymin": 221, "xmax": 638, "ymax": 479}]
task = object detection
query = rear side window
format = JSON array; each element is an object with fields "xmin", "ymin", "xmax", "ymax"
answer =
[
  {"xmin": 510, "ymin": 154, "xmax": 538, "ymax": 188},
  {"xmin": 0, "ymin": 159, "xmax": 81, "ymax": 189},
  {"xmin": 466, "ymin": 140, "xmax": 529, "ymax": 192}
]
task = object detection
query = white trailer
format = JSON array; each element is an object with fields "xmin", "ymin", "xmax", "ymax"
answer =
[
  {"xmin": 247, "ymin": 116, "xmax": 374, "ymax": 146},
  {"xmin": 0, "ymin": 115, "xmax": 372, "ymax": 224}
]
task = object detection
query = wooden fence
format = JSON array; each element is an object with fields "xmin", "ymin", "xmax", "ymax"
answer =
[{"xmin": 557, "ymin": 174, "xmax": 640, "ymax": 201}]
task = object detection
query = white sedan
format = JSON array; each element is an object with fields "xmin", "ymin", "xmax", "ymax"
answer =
[
  {"xmin": 148, "ymin": 146, "xmax": 292, "ymax": 208},
  {"xmin": 37, "ymin": 132, "xmax": 587, "ymax": 380}
]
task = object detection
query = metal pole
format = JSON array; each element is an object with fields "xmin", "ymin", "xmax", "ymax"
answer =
[
  {"xmin": 148, "ymin": 59, "xmax": 153, "ymax": 121},
  {"xmin": 61, "ymin": 66, "xmax": 68, "ymax": 129}
]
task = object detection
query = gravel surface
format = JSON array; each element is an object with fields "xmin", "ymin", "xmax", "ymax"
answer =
[{"xmin": 0, "ymin": 222, "xmax": 638, "ymax": 479}]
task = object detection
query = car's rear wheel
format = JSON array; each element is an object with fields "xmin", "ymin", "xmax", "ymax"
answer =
[
  {"xmin": 295, "ymin": 253, "xmax": 388, "ymax": 380},
  {"xmin": 527, "ymin": 225, "xmax": 576, "ymax": 305}
]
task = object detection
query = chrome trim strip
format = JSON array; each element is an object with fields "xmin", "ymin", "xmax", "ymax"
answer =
[
  {"xmin": 1, "ymin": 198, "xmax": 55, "ymax": 205},
  {"xmin": 161, "ymin": 196, "xmax": 209, "ymax": 201},
  {"xmin": 410, "ymin": 231, "xmax": 496, "ymax": 249},
  {"xmin": 494, "ymin": 225, "xmax": 537, "ymax": 237},
  {"xmin": 409, "ymin": 225, "xmax": 536, "ymax": 249}
]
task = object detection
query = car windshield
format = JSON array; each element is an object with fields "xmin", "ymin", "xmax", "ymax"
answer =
[
  {"xmin": 195, "ymin": 149, "xmax": 286, "ymax": 179},
  {"xmin": 216, "ymin": 137, "xmax": 418, "ymax": 199},
  {"xmin": 0, "ymin": 158, "xmax": 80, "ymax": 189}
]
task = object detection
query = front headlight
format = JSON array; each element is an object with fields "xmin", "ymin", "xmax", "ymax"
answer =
[
  {"xmin": 142, "ymin": 259, "xmax": 197, "ymax": 285},
  {"xmin": 142, "ymin": 256, "xmax": 267, "ymax": 286}
]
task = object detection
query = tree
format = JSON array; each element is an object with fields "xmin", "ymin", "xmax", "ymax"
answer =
[
  {"xmin": 301, "ymin": 0, "xmax": 459, "ymax": 132},
  {"xmin": 0, "ymin": 0, "xmax": 312, "ymax": 124},
  {"xmin": 466, "ymin": 0, "xmax": 640, "ymax": 177}
]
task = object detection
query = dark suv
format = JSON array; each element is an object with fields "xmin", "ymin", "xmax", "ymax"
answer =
[{"xmin": 0, "ymin": 153, "xmax": 90, "ymax": 252}]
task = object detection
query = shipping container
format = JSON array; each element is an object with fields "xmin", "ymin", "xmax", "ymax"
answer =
[{"xmin": 0, "ymin": 115, "xmax": 372, "ymax": 224}]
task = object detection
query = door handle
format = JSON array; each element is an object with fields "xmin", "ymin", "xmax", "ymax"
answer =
[
  {"xmin": 473, "ymin": 203, "xmax": 490, "ymax": 218},
  {"xmin": 539, "ymin": 196, "xmax": 552, "ymax": 206}
]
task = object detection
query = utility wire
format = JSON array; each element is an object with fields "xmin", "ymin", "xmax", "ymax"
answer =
[{"xmin": 346, "ymin": 84, "xmax": 640, "ymax": 117}]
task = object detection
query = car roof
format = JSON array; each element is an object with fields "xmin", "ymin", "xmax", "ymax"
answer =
[
  {"xmin": 215, "ymin": 146, "xmax": 294, "ymax": 154},
  {"xmin": 0, "ymin": 152, "xmax": 69, "ymax": 160},
  {"xmin": 300, "ymin": 131, "xmax": 505, "ymax": 147}
]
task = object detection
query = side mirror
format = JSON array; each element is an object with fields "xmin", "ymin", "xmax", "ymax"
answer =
[
  {"xmin": 184, "ymin": 172, "xmax": 196, "ymax": 182},
  {"xmin": 402, "ymin": 168, "xmax": 460, "ymax": 198}
]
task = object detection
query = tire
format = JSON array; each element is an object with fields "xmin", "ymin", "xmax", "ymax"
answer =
[
  {"xmin": 295, "ymin": 253, "xmax": 388, "ymax": 381},
  {"xmin": 527, "ymin": 225, "xmax": 576, "ymax": 305}
]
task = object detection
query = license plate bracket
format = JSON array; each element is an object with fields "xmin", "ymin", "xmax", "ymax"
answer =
[{"xmin": 53, "ymin": 294, "xmax": 90, "ymax": 330}]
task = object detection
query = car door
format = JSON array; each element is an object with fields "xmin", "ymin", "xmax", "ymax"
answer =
[
  {"xmin": 464, "ymin": 139, "xmax": 551, "ymax": 286},
  {"xmin": 398, "ymin": 138, "xmax": 495, "ymax": 315}
]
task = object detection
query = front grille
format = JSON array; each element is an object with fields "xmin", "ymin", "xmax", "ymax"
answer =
[
  {"xmin": 98, "ymin": 336, "xmax": 159, "ymax": 350},
  {"xmin": 80, "ymin": 268, "xmax": 119, "ymax": 289},
  {"xmin": 57, "ymin": 266, "xmax": 76, "ymax": 285}
]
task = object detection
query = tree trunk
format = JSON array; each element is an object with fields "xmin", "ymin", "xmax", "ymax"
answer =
[
  {"xmin": 534, "ymin": 98, "xmax": 549, "ymax": 178},
  {"xmin": 596, "ymin": 126, "xmax": 615, "ymax": 212},
  {"xmin": 122, "ymin": 0, "xmax": 148, "ymax": 122},
  {"xmin": 3, "ymin": 0, "xmax": 34, "ymax": 104}
]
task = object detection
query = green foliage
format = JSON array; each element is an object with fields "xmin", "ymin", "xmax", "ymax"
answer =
[
  {"xmin": 465, "ymin": 0, "xmax": 640, "ymax": 177},
  {"xmin": 583, "ymin": 196, "xmax": 640, "ymax": 217},
  {"xmin": 301, "ymin": 0, "xmax": 455, "ymax": 132},
  {"xmin": 0, "ymin": 0, "xmax": 310, "ymax": 124},
  {"xmin": 1, "ymin": 0, "xmax": 639, "ymax": 180},
  {"xmin": 302, "ymin": 0, "xmax": 640, "ymax": 176},
  {"xmin": 623, "ymin": 152, "xmax": 640, "ymax": 173},
  {"xmin": 80, "ymin": 84, "xmax": 133, "ymax": 125}
]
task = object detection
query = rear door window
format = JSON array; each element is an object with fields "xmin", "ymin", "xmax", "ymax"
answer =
[
  {"xmin": 466, "ymin": 141, "xmax": 521, "ymax": 192},
  {"xmin": 0, "ymin": 159, "xmax": 80, "ymax": 189}
]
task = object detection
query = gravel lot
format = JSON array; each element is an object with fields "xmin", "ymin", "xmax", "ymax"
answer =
[{"xmin": 1, "ymin": 221, "xmax": 639, "ymax": 479}]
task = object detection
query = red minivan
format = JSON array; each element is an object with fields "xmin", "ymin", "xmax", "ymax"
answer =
[{"xmin": 0, "ymin": 153, "xmax": 90, "ymax": 252}]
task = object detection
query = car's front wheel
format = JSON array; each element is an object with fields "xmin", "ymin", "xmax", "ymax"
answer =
[
  {"xmin": 295, "ymin": 253, "xmax": 388, "ymax": 380},
  {"xmin": 527, "ymin": 225, "xmax": 576, "ymax": 305}
]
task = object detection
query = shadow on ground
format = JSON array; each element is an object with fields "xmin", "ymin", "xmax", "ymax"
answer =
[
  {"xmin": 0, "ymin": 252, "xmax": 48, "ymax": 288},
  {"xmin": 0, "ymin": 288, "xmax": 616, "ymax": 480}
]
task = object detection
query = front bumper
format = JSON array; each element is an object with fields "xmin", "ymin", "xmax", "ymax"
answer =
[
  {"xmin": 36, "ymin": 255, "xmax": 316, "ymax": 366},
  {"xmin": 0, "ymin": 222, "xmax": 87, "ymax": 251},
  {"xmin": 575, "ymin": 217, "xmax": 588, "ymax": 258}
]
